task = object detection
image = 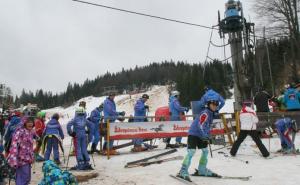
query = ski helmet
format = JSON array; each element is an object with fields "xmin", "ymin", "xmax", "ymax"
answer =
[
  {"xmin": 142, "ymin": 94, "xmax": 149, "ymax": 99},
  {"xmin": 171, "ymin": 91, "xmax": 180, "ymax": 97},
  {"xmin": 52, "ymin": 113, "xmax": 59, "ymax": 120},
  {"xmin": 75, "ymin": 107, "xmax": 86, "ymax": 115},
  {"xmin": 37, "ymin": 111, "xmax": 46, "ymax": 118},
  {"xmin": 206, "ymin": 99, "xmax": 219, "ymax": 107}
]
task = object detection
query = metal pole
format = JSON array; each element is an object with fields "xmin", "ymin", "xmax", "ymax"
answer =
[
  {"xmin": 264, "ymin": 27, "xmax": 275, "ymax": 95},
  {"xmin": 107, "ymin": 120, "xmax": 110, "ymax": 160}
]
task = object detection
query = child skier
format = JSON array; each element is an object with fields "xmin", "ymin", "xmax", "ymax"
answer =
[
  {"xmin": 43, "ymin": 113, "xmax": 64, "ymax": 164},
  {"xmin": 67, "ymin": 107, "xmax": 94, "ymax": 170},
  {"xmin": 34, "ymin": 111, "xmax": 46, "ymax": 162},
  {"xmin": 177, "ymin": 98, "xmax": 219, "ymax": 181},
  {"xmin": 230, "ymin": 103, "xmax": 270, "ymax": 157},
  {"xmin": 89, "ymin": 104, "xmax": 103, "ymax": 154},
  {"xmin": 8, "ymin": 116, "xmax": 35, "ymax": 185},
  {"xmin": 275, "ymin": 117, "xmax": 298, "ymax": 153},
  {"xmin": 4, "ymin": 111, "xmax": 22, "ymax": 157}
]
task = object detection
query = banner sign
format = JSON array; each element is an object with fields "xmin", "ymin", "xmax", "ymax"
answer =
[{"xmin": 109, "ymin": 119, "xmax": 223, "ymax": 140}]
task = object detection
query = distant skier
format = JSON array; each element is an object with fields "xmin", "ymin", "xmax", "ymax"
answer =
[
  {"xmin": 167, "ymin": 91, "xmax": 189, "ymax": 148},
  {"xmin": 34, "ymin": 111, "xmax": 46, "ymax": 162},
  {"xmin": 43, "ymin": 113, "xmax": 64, "ymax": 164},
  {"xmin": 283, "ymin": 84, "xmax": 300, "ymax": 111},
  {"xmin": 102, "ymin": 92, "xmax": 125, "ymax": 155},
  {"xmin": 275, "ymin": 118, "xmax": 298, "ymax": 154},
  {"xmin": 67, "ymin": 107, "xmax": 94, "ymax": 170},
  {"xmin": 132, "ymin": 94, "xmax": 150, "ymax": 152},
  {"xmin": 89, "ymin": 104, "xmax": 104, "ymax": 154},
  {"xmin": 230, "ymin": 102, "xmax": 270, "ymax": 157},
  {"xmin": 177, "ymin": 97, "xmax": 219, "ymax": 181},
  {"xmin": 199, "ymin": 86, "xmax": 225, "ymax": 114}
]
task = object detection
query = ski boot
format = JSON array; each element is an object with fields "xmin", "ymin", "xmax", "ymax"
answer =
[
  {"xmin": 192, "ymin": 168, "xmax": 220, "ymax": 177},
  {"xmin": 177, "ymin": 166, "xmax": 192, "ymax": 182},
  {"xmin": 54, "ymin": 159, "xmax": 61, "ymax": 165},
  {"xmin": 84, "ymin": 162, "xmax": 94, "ymax": 170},
  {"xmin": 34, "ymin": 153, "xmax": 45, "ymax": 162}
]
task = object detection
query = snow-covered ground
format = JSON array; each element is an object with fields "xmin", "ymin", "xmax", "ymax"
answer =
[{"xmin": 29, "ymin": 86, "xmax": 300, "ymax": 185}]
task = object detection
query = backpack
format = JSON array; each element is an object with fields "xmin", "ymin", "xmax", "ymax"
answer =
[{"xmin": 39, "ymin": 160, "xmax": 78, "ymax": 185}]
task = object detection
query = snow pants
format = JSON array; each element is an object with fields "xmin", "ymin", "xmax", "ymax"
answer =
[
  {"xmin": 276, "ymin": 125, "xmax": 293, "ymax": 149},
  {"xmin": 76, "ymin": 135, "xmax": 90, "ymax": 163},
  {"xmin": 230, "ymin": 130, "xmax": 270, "ymax": 157},
  {"xmin": 92, "ymin": 122, "xmax": 100, "ymax": 145},
  {"xmin": 44, "ymin": 137, "xmax": 60, "ymax": 161},
  {"xmin": 16, "ymin": 164, "xmax": 31, "ymax": 185}
]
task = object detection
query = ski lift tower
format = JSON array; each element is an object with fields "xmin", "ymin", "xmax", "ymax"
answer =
[{"xmin": 218, "ymin": 0, "xmax": 255, "ymax": 111}]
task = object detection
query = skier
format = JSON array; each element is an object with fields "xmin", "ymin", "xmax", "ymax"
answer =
[
  {"xmin": 254, "ymin": 87, "xmax": 271, "ymax": 112},
  {"xmin": 67, "ymin": 107, "xmax": 94, "ymax": 170},
  {"xmin": 89, "ymin": 104, "xmax": 104, "ymax": 154},
  {"xmin": 3, "ymin": 111, "xmax": 22, "ymax": 157},
  {"xmin": 34, "ymin": 111, "xmax": 46, "ymax": 162},
  {"xmin": 167, "ymin": 91, "xmax": 189, "ymax": 148},
  {"xmin": 283, "ymin": 84, "xmax": 300, "ymax": 111},
  {"xmin": 177, "ymin": 98, "xmax": 219, "ymax": 181},
  {"xmin": 103, "ymin": 92, "xmax": 125, "ymax": 155},
  {"xmin": 199, "ymin": 86, "xmax": 225, "ymax": 114},
  {"xmin": 43, "ymin": 113, "xmax": 64, "ymax": 164},
  {"xmin": 8, "ymin": 116, "xmax": 35, "ymax": 185},
  {"xmin": 132, "ymin": 94, "xmax": 150, "ymax": 152},
  {"xmin": 230, "ymin": 102, "xmax": 270, "ymax": 157},
  {"xmin": 275, "ymin": 117, "xmax": 298, "ymax": 153}
]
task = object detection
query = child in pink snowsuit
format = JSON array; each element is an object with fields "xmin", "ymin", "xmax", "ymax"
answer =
[{"xmin": 8, "ymin": 116, "xmax": 35, "ymax": 185}]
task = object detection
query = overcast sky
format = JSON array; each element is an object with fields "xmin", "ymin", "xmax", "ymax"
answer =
[{"xmin": 0, "ymin": 0, "xmax": 255, "ymax": 96}]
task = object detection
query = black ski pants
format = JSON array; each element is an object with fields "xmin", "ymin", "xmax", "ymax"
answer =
[{"xmin": 230, "ymin": 130, "xmax": 270, "ymax": 157}]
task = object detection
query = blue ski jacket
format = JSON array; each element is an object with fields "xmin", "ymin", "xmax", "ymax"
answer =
[
  {"xmin": 89, "ymin": 107, "xmax": 103, "ymax": 124},
  {"xmin": 283, "ymin": 88, "xmax": 300, "ymax": 110},
  {"xmin": 44, "ymin": 118, "xmax": 64, "ymax": 139},
  {"xmin": 169, "ymin": 95, "xmax": 187, "ymax": 121},
  {"xmin": 103, "ymin": 97, "xmax": 120, "ymax": 123},
  {"xmin": 188, "ymin": 108, "xmax": 214, "ymax": 139},
  {"xmin": 134, "ymin": 98, "xmax": 147, "ymax": 122},
  {"xmin": 67, "ymin": 114, "xmax": 94, "ymax": 142}
]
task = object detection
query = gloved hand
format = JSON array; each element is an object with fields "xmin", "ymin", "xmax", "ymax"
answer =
[
  {"xmin": 144, "ymin": 105, "xmax": 150, "ymax": 111},
  {"xmin": 119, "ymin": 111, "xmax": 125, "ymax": 116},
  {"xmin": 70, "ymin": 132, "xmax": 76, "ymax": 137}
]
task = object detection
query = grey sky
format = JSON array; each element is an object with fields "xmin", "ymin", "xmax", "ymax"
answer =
[{"xmin": 0, "ymin": 0, "xmax": 254, "ymax": 96}]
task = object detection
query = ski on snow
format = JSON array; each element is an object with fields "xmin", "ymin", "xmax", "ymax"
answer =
[
  {"xmin": 169, "ymin": 174, "xmax": 198, "ymax": 185},
  {"xmin": 191, "ymin": 169, "xmax": 251, "ymax": 181},
  {"xmin": 125, "ymin": 156, "xmax": 183, "ymax": 168}
]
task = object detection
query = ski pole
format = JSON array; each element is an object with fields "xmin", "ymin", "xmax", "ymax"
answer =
[
  {"xmin": 66, "ymin": 138, "xmax": 73, "ymax": 170},
  {"xmin": 89, "ymin": 143, "xmax": 96, "ymax": 167}
]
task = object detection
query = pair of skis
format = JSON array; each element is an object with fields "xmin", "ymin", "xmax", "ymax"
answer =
[
  {"xmin": 125, "ymin": 148, "xmax": 178, "ymax": 168},
  {"xmin": 170, "ymin": 169, "xmax": 251, "ymax": 184}
]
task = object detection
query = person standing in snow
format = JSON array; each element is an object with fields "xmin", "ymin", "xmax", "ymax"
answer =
[
  {"xmin": 254, "ymin": 87, "xmax": 271, "ymax": 112},
  {"xmin": 132, "ymin": 94, "xmax": 150, "ymax": 152},
  {"xmin": 67, "ymin": 107, "xmax": 94, "ymax": 170},
  {"xmin": 177, "ymin": 97, "xmax": 219, "ymax": 181},
  {"xmin": 103, "ymin": 92, "xmax": 125, "ymax": 155},
  {"xmin": 230, "ymin": 102, "xmax": 270, "ymax": 157},
  {"xmin": 199, "ymin": 86, "xmax": 225, "ymax": 114},
  {"xmin": 167, "ymin": 91, "xmax": 189, "ymax": 148},
  {"xmin": 43, "ymin": 113, "xmax": 64, "ymax": 164},
  {"xmin": 275, "ymin": 117, "xmax": 298, "ymax": 153},
  {"xmin": 34, "ymin": 111, "xmax": 46, "ymax": 162},
  {"xmin": 8, "ymin": 116, "xmax": 35, "ymax": 185},
  {"xmin": 89, "ymin": 104, "xmax": 104, "ymax": 154}
]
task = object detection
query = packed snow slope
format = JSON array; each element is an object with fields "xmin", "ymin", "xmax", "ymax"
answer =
[{"xmin": 31, "ymin": 86, "xmax": 300, "ymax": 185}]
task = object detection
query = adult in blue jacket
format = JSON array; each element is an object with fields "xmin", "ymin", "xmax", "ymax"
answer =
[
  {"xmin": 4, "ymin": 113, "xmax": 22, "ymax": 154},
  {"xmin": 283, "ymin": 86, "xmax": 300, "ymax": 111},
  {"xmin": 169, "ymin": 91, "xmax": 189, "ymax": 146},
  {"xmin": 178, "ymin": 97, "xmax": 219, "ymax": 181},
  {"xmin": 67, "ymin": 107, "xmax": 94, "ymax": 170},
  {"xmin": 199, "ymin": 87, "xmax": 225, "ymax": 113},
  {"xmin": 43, "ymin": 113, "xmax": 64, "ymax": 164},
  {"xmin": 89, "ymin": 104, "xmax": 103, "ymax": 153},
  {"xmin": 103, "ymin": 93, "xmax": 125, "ymax": 154},
  {"xmin": 132, "ymin": 94, "xmax": 150, "ymax": 152},
  {"xmin": 275, "ymin": 118, "xmax": 297, "ymax": 153}
]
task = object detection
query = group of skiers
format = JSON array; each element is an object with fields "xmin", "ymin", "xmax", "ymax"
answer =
[{"xmin": 1, "ymin": 85, "xmax": 300, "ymax": 184}]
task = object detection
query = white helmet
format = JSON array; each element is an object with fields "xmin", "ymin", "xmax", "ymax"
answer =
[{"xmin": 171, "ymin": 91, "xmax": 180, "ymax": 96}]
